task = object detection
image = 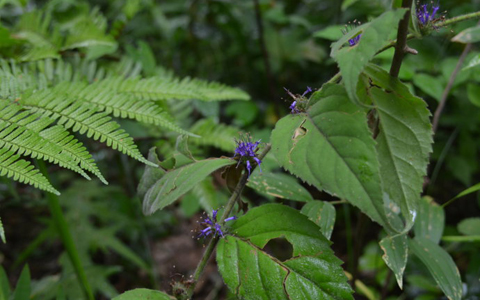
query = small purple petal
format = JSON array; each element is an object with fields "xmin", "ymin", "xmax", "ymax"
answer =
[
  {"xmin": 225, "ymin": 216, "xmax": 238, "ymax": 222},
  {"xmin": 215, "ymin": 224, "xmax": 224, "ymax": 237},
  {"xmin": 302, "ymin": 86, "xmax": 312, "ymax": 97},
  {"xmin": 212, "ymin": 209, "xmax": 218, "ymax": 221}
]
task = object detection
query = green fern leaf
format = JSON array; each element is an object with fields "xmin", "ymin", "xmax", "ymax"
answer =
[
  {"xmin": 20, "ymin": 89, "xmax": 156, "ymax": 167},
  {"xmin": 53, "ymin": 81, "xmax": 196, "ymax": 136},
  {"xmin": 38, "ymin": 125, "xmax": 107, "ymax": 184},
  {"xmin": 0, "ymin": 148, "xmax": 59, "ymax": 195},
  {"xmin": 110, "ymin": 76, "xmax": 250, "ymax": 101},
  {"xmin": 189, "ymin": 118, "xmax": 239, "ymax": 152},
  {"xmin": 0, "ymin": 102, "xmax": 92, "ymax": 180}
]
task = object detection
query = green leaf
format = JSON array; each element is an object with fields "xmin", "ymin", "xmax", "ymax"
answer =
[
  {"xmin": 271, "ymin": 84, "xmax": 391, "ymax": 231},
  {"xmin": 442, "ymin": 235, "xmax": 480, "ymax": 242},
  {"xmin": 412, "ymin": 73, "xmax": 444, "ymax": 101},
  {"xmin": 217, "ymin": 204, "xmax": 353, "ymax": 300},
  {"xmin": 0, "ymin": 148, "xmax": 59, "ymax": 195},
  {"xmin": 313, "ymin": 25, "xmax": 345, "ymax": 41},
  {"xmin": 463, "ymin": 54, "xmax": 480, "ymax": 71},
  {"xmin": 112, "ymin": 289, "xmax": 175, "ymax": 300},
  {"xmin": 409, "ymin": 237, "xmax": 463, "ymax": 300},
  {"xmin": 363, "ymin": 64, "xmax": 433, "ymax": 233},
  {"xmin": 451, "ymin": 25, "xmax": 480, "ymax": 43},
  {"xmin": 300, "ymin": 200, "xmax": 336, "ymax": 239},
  {"xmin": 445, "ymin": 182, "xmax": 480, "ymax": 205},
  {"xmin": 191, "ymin": 177, "xmax": 220, "ymax": 213},
  {"xmin": 379, "ymin": 234, "xmax": 408, "ymax": 289},
  {"xmin": 13, "ymin": 265, "xmax": 30, "ymax": 300},
  {"xmin": 142, "ymin": 158, "xmax": 235, "ymax": 214},
  {"xmin": 330, "ymin": 9, "xmax": 406, "ymax": 104},
  {"xmin": 413, "ymin": 196, "xmax": 445, "ymax": 244},
  {"xmin": 467, "ymin": 84, "xmax": 480, "ymax": 107},
  {"xmin": 137, "ymin": 147, "xmax": 165, "ymax": 198},
  {"xmin": 458, "ymin": 217, "xmax": 480, "ymax": 236},
  {"xmin": 247, "ymin": 172, "xmax": 313, "ymax": 202},
  {"xmin": 0, "ymin": 266, "xmax": 11, "ymax": 300}
]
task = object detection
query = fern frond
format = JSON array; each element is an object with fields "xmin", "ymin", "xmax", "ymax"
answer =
[
  {"xmin": 0, "ymin": 148, "xmax": 59, "ymax": 195},
  {"xmin": 189, "ymin": 118, "xmax": 239, "ymax": 152},
  {"xmin": 53, "ymin": 81, "xmax": 195, "ymax": 136},
  {"xmin": 19, "ymin": 89, "xmax": 157, "ymax": 167},
  {"xmin": 105, "ymin": 76, "xmax": 250, "ymax": 101},
  {"xmin": 38, "ymin": 125, "xmax": 107, "ymax": 185},
  {"xmin": 0, "ymin": 102, "xmax": 91, "ymax": 180}
]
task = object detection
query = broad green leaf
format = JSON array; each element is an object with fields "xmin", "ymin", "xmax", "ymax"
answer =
[
  {"xmin": 271, "ymin": 84, "xmax": 392, "ymax": 231},
  {"xmin": 379, "ymin": 234, "xmax": 408, "ymax": 289},
  {"xmin": 409, "ymin": 237, "xmax": 462, "ymax": 300},
  {"xmin": 414, "ymin": 197, "xmax": 444, "ymax": 244},
  {"xmin": 13, "ymin": 265, "xmax": 30, "ymax": 300},
  {"xmin": 301, "ymin": 200, "xmax": 336, "ymax": 239},
  {"xmin": 217, "ymin": 204, "xmax": 353, "ymax": 300},
  {"xmin": 330, "ymin": 9, "xmax": 406, "ymax": 104},
  {"xmin": 112, "ymin": 288, "xmax": 175, "ymax": 300},
  {"xmin": 137, "ymin": 147, "xmax": 165, "ymax": 198},
  {"xmin": 142, "ymin": 158, "xmax": 235, "ymax": 214},
  {"xmin": 364, "ymin": 64, "xmax": 433, "ymax": 233},
  {"xmin": 247, "ymin": 172, "xmax": 313, "ymax": 202},
  {"xmin": 458, "ymin": 217, "xmax": 480, "ymax": 236},
  {"xmin": 452, "ymin": 25, "xmax": 480, "ymax": 43}
]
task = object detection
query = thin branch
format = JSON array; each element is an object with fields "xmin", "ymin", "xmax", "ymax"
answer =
[
  {"xmin": 432, "ymin": 41, "xmax": 474, "ymax": 133},
  {"xmin": 390, "ymin": 0, "xmax": 413, "ymax": 78},
  {"xmin": 184, "ymin": 144, "xmax": 272, "ymax": 299},
  {"xmin": 437, "ymin": 11, "xmax": 480, "ymax": 28}
]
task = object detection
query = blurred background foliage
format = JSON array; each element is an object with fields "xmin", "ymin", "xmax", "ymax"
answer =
[{"xmin": 1, "ymin": 0, "xmax": 480, "ymax": 299}]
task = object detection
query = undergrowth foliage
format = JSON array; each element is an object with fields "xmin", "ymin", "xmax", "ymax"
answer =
[
  {"xmin": 0, "ymin": 58, "xmax": 249, "ymax": 194},
  {"xmin": 2, "ymin": 1, "xmax": 480, "ymax": 300}
]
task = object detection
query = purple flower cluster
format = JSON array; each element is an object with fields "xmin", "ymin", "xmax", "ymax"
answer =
[
  {"xmin": 198, "ymin": 209, "xmax": 237, "ymax": 238},
  {"xmin": 417, "ymin": 2, "xmax": 440, "ymax": 25},
  {"xmin": 234, "ymin": 136, "xmax": 262, "ymax": 176},
  {"xmin": 286, "ymin": 86, "xmax": 312, "ymax": 114}
]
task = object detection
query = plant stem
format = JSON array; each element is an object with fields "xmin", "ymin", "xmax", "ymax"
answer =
[
  {"xmin": 37, "ymin": 161, "xmax": 94, "ymax": 300},
  {"xmin": 438, "ymin": 11, "xmax": 480, "ymax": 28},
  {"xmin": 390, "ymin": 0, "xmax": 413, "ymax": 78},
  {"xmin": 184, "ymin": 144, "xmax": 272, "ymax": 299},
  {"xmin": 432, "ymin": 36, "xmax": 475, "ymax": 133}
]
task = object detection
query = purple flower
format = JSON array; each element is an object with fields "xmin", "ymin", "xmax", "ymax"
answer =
[
  {"xmin": 348, "ymin": 34, "xmax": 361, "ymax": 46},
  {"xmin": 234, "ymin": 135, "xmax": 262, "ymax": 176},
  {"xmin": 417, "ymin": 2, "xmax": 440, "ymax": 25},
  {"xmin": 285, "ymin": 86, "xmax": 312, "ymax": 114},
  {"xmin": 198, "ymin": 209, "xmax": 237, "ymax": 238},
  {"xmin": 342, "ymin": 21, "xmax": 362, "ymax": 47}
]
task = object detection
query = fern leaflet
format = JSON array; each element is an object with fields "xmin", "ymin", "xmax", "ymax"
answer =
[
  {"xmin": 0, "ymin": 148, "xmax": 59, "ymax": 195},
  {"xmin": 0, "ymin": 102, "xmax": 91, "ymax": 180},
  {"xmin": 19, "ymin": 89, "xmax": 157, "ymax": 167}
]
